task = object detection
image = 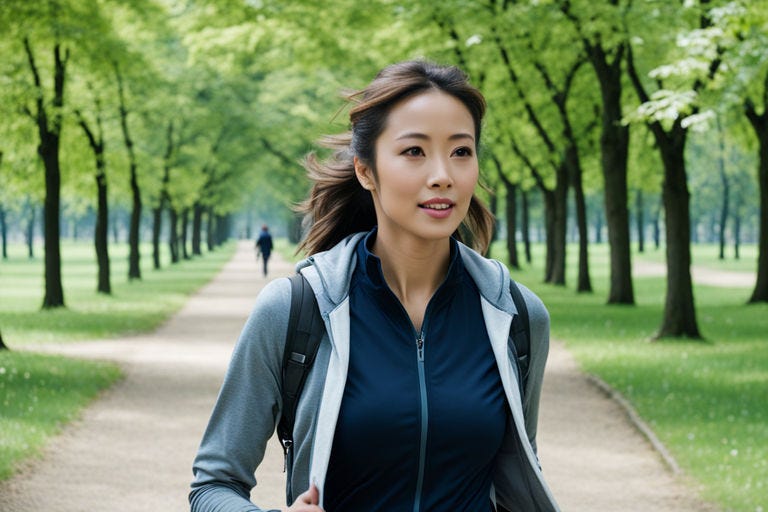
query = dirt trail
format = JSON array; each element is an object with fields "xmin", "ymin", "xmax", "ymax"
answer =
[
  {"xmin": 0, "ymin": 241, "xmax": 718, "ymax": 511},
  {"xmin": 633, "ymin": 259, "xmax": 755, "ymax": 288}
]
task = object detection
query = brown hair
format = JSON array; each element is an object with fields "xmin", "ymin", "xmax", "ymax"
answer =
[{"xmin": 297, "ymin": 60, "xmax": 494, "ymax": 255}]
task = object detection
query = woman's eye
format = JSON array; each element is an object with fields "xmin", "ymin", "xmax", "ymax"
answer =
[
  {"xmin": 401, "ymin": 147, "xmax": 424, "ymax": 157},
  {"xmin": 453, "ymin": 146, "xmax": 473, "ymax": 157}
]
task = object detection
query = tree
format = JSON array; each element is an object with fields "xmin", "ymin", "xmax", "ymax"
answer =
[
  {"xmin": 744, "ymin": 74, "xmax": 768, "ymax": 302},
  {"xmin": 624, "ymin": 1, "xmax": 731, "ymax": 338},
  {"xmin": 115, "ymin": 61, "xmax": 142, "ymax": 280},
  {"xmin": 560, "ymin": 0, "xmax": 635, "ymax": 303},
  {"xmin": 75, "ymin": 92, "xmax": 111, "ymax": 294},
  {"xmin": 22, "ymin": 36, "xmax": 68, "ymax": 308}
]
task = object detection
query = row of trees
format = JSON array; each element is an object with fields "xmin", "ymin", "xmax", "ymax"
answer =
[
  {"xmin": 0, "ymin": 1, "xmax": 287, "ymax": 309},
  {"xmin": 1, "ymin": 0, "xmax": 766, "ymax": 341}
]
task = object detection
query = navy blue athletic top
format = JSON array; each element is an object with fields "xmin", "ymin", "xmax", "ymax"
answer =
[{"xmin": 324, "ymin": 232, "xmax": 507, "ymax": 512}]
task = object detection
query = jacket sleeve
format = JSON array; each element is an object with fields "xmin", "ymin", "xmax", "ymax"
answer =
[
  {"xmin": 493, "ymin": 282, "xmax": 559, "ymax": 512},
  {"xmin": 518, "ymin": 282, "xmax": 550, "ymax": 455},
  {"xmin": 189, "ymin": 278, "xmax": 291, "ymax": 512}
]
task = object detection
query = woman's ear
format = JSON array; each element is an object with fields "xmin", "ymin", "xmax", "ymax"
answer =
[{"xmin": 354, "ymin": 157, "xmax": 375, "ymax": 191}]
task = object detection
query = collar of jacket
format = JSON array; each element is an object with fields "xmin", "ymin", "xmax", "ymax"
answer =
[{"xmin": 295, "ymin": 231, "xmax": 519, "ymax": 319}]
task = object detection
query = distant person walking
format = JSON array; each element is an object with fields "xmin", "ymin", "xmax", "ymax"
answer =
[{"xmin": 255, "ymin": 225, "xmax": 273, "ymax": 277}]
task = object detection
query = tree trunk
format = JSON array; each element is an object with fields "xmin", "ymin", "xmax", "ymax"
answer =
[
  {"xmin": 24, "ymin": 39, "xmax": 68, "ymax": 309},
  {"xmin": 95, "ymin": 171, "xmax": 111, "ymax": 294},
  {"xmin": 745, "ymin": 94, "xmax": 768, "ymax": 303},
  {"xmin": 216, "ymin": 214, "xmax": 230, "ymax": 245},
  {"xmin": 597, "ymin": 58, "xmax": 633, "ymax": 303},
  {"xmin": 653, "ymin": 197, "xmax": 662, "ymax": 250},
  {"xmin": 636, "ymin": 189, "xmax": 645, "ymax": 253},
  {"xmin": 594, "ymin": 209, "xmax": 603, "ymax": 244},
  {"xmin": 0, "ymin": 329, "xmax": 7, "ymax": 350},
  {"xmin": 522, "ymin": 189, "xmax": 531, "ymax": 264},
  {"xmin": 656, "ymin": 126, "xmax": 701, "ymax": 338},
  {"xmin": 181, "ymin": 208, "xmax": 190, "ymax": 260},
  {"xmin": 76, "ymin": 107, "xmax": 111, "ymax": 295},
  {"xmin": 567, "ymin": 145, "xmax": 592, "ymax": 293},
  {"xmin": 128, "ymin": 175, "xmax": 142, "ymax": 279},
  {"xmin": 492, "ymin": 153, "xmax": 520, "ymax": 268},
  {"xmin": 548, "ymin": 163, "xmax": 568, "ymax": 286},
  {"xmin": 169, "ymin": 207, "xmax": 179, "ymax": 263},
  {"xmin": 26, "ymin": 202, "xmax": 35, "ymax": 259},
  {"xmin": 488, "ymin": 188, "xmax": 498, "ymax": 242},
  {"xmin": 733, "ymin": 213, "xmax": 741, "ymax": 260},
  {"xmin": 40, "ymin": 138, "xmax": 64, "ymax": 307},
  {"xmin": 111, "ymin": 211, "xmax": 119, "ymax": 244},
  {"xmin": 152, "ymin": 205, "xmax": 162, "ymax": 269},
  {"xmin": 718, "ymin": 150, "xmax": 729, "ymax": 261},
  {"xmin": 503, "ymin": 180, "xmax": 520, "ymax": 269},
  {"xmin": 115, "ymin": 62, "xmax": 142, "ymax": 281},
  {"xmin": 192, "ymin": 203, "xmax": 203, "ymax": 256},
  {"xmin": 0, "ymin": 204, "xmax": 7, "ymax": 260},
  {"xmin": 206, "ymin": 207, "xmax": 215, "ymax": 251},
  {"xmin": 748, "ymin": 129, "xmax": 768, "ymax": 302},
  {"xmin": 561, "ymin": 10, "xmax": 633, "ymax": 303},
  {"xmin": 542, "ymin": 189, "xmax": 556, "ymax": 283}
]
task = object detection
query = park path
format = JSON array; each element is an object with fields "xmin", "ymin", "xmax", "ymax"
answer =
[
  {"xmin": 633, "ymin": 259, "xmax": 756, "ymax": 288},
  {"xmin": 0, "ymin": 241, "xmax": 719, "ymax": 511}
]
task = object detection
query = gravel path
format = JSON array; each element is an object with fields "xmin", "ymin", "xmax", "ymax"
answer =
[{"xmin": 0, "ymin": 241, "xmax": 719, "ymax": 511}]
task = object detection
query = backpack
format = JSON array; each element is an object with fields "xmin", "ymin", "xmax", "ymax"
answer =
[{"xmin": 276, "ymin": 273, "xmax": 531, "ymax": 454}]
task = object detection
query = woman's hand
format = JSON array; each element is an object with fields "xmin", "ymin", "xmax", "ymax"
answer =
[{"xmin": 282, "ymin": 484, "xmax": 324, "ymax": 512}]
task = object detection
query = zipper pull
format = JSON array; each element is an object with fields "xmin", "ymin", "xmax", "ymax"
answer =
[
  {"xmin": 416, "ymin": 334, "xmax": 425, "ymax": 361},
  {"xmin": 281, "ymin": 439, "xmax": 292, "ymax": 473}
]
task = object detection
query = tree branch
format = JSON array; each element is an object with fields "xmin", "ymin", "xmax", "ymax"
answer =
[
  {"xmin": 22, "ymin": 37, "xmax": 45, "ymax": 128},
  {"xmin": 75, "ymin": 109, "xmax": 99, "ymax": 153},
  {"xmin": 625, "ymin": 43, "xmax": 651, "ymax": 105},
  {"xmin": 260, "ymin": 137, "xmax": 296, "ymax": 168},
  {"xmin": 490, "ymin": 25, "xmax": 558, "ymax": 155}
]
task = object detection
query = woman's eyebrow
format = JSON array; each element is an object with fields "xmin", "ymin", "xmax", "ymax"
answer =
[{"xmin": 395, "ymin": 132, "xmax": 475, "ymax": 141}]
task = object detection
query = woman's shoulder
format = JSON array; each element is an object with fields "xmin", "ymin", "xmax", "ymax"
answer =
[
  {"xmin": 512, "ymin": 280, "xmax": 549, "ymax": 328},
  {"xmin": 237, "ymin": 277, "xmax": 294, "ymax": 356}
]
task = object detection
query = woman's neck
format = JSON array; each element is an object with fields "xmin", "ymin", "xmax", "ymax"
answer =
[{"xmin": 371, "ymin": 232, "xmax": 451, "ymax": 321}]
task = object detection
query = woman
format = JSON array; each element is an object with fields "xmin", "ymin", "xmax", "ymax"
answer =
[{"xmin": 190, "ymin": 60, "xmax": 560, "ymax": 512}]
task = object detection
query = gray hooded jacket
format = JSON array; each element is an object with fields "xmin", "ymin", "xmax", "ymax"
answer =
[{"xmin": 190, "ymin": 232, "xmax": 561, "ymax": 512}]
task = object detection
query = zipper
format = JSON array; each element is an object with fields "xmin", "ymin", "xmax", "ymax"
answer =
[{"xmin": 413, "ymin": 331, "xmax": 428, "ymax": 512}]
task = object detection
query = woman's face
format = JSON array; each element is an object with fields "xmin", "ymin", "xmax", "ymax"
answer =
[{"xmin": 356, "ymin": 89, "xmax": 479, "ymax": 248}]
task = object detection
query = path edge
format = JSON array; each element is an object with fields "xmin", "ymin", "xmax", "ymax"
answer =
[{"xmin": 585, "ymin": 374, "xmax": 682, "ymax": 475}]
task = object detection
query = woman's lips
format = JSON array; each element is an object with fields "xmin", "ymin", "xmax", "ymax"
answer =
[{"xmin": 419, "ymin": 198, "xmax": 455, "ymax": 218}]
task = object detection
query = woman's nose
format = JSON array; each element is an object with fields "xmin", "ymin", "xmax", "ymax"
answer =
[{"xmin": 427, "ymin": 158, "xmax": 453, "ymax": 188}]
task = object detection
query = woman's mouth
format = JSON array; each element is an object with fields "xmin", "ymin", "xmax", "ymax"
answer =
[{"xmin": 419, "ymin": 199, "xmax": 455, "ymax": 218}]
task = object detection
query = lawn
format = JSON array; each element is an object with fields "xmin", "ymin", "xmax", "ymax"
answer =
[
  {"xmin": 493, "ymin": 241, "xmax": 766, "ymax": 512},
  {"xmin": 1, "ymin": 241, "xmax": 236, "ymax": 344},
  {"xmin": 0, "ymin": 240, "xmax": 236, "ymax": 480}
]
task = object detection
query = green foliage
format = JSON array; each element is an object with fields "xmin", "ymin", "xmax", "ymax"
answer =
[{"xmin": 0, "ymin": 351, "xmax": 122, "ymax": 480}]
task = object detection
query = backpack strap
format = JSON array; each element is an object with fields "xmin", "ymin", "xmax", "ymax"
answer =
[
  {"xmin": 508, "ymin": 279, "xmax": 530, "ymax": 399},
  {"xmin": 277, "ymin": 273, "xmax": 324, "ymax": 455}
]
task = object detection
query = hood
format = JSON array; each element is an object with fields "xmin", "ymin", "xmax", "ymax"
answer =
[{"xmin": 296, "ymin": 231, "xmax": 517, "ymax": 317}]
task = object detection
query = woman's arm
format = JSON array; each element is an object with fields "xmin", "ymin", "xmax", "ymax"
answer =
[{"xmin": 189, "ymin": 278, "xmax": 292, "ymax": 512}]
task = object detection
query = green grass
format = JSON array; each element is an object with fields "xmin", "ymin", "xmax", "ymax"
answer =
[
  {"xmin": 0, "ymin": 240, "xmax": 236, "ymax": 481},
  {"xmin": 0, "ymin": 241, "xmax": 236, "ymax": 344},
  {"xmin": 493, "ymin": 241, "xmax": 766, "ymax": 512},
  {"xmin": 0, "ymin": 351, "xmax": 121, "ymax": 480}
]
